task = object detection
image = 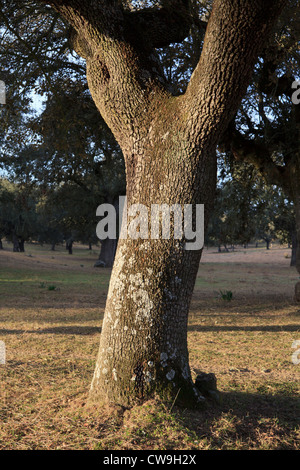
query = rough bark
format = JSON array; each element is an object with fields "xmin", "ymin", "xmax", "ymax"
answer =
[{"xmin": 38, "ymin": 0, "xmax": 288, "ymax": 406}]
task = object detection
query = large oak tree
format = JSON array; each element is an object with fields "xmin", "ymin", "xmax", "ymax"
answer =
[{"xmin": 34, "ymin": 0, "xmax": 288, "ymax": 407}]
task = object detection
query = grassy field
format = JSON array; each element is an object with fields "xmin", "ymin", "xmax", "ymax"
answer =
[{"xmin": 0, "ymin": 241, "xmax": 299, "ymax": 450}]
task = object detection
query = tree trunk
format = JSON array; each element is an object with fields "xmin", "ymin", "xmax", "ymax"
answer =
[
  {"xmin": 94, "ymin": 238, "xmax": 117, "ymax": 268},
  {"xmin": 66, "ymin": 238, "xmax": 73, "ymax": 255},
  {"xmin": 290, "ymin": 92, "xmax": 300, "ymax": 301},
  {"xmin": 19, "ymin": 238, "xmax": 25, "ymax": 252},
  {"xmin": 12, "ymin": 233, "xmax": 19, "ymax": 252},
  {"xmin": 293, "ymin": 184, "xmax": 300, "ymax": 302},
  {"xmin": 290, "ymin": 232, "xmax": 297, "ymax": 267},
  {"xmin": 95, "ymin": 199, "xmax": 119, "ymax": 268},
  {"xmin": 0, "ymin": 239, "xmax": 3, "ymax": 250},
  {"xmin": 89, "ymin": 139, "xmax": 216, "ymax": 407}
]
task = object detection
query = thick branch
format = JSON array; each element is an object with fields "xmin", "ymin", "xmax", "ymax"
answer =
[
  {"xmin": 181, "ymin": 0, "xmax": 288, "ymax": 145},
  {"xmin": 40, "ymin": 0, "xmax": 161, "ymax": 143},
  {"xmin": 41, "ymin": 0, "xmax": 124, "ymax": 45}
]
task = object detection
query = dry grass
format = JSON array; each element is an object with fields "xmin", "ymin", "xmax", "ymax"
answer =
[{"xmin": 0, "ymin": 241, "xmax": 299, "ymax": 450}]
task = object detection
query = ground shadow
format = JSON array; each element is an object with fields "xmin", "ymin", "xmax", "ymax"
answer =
[
  {"xmin": 178, "ymin": 389, "xmax": 300, "ymax": 449},
  {"xmin": 188, "ymin": 324, "xmax": 300, "ymax": 333},
  {"xmin": 0, "ymin": 326, "xmax": 101, "ymax": 336}
]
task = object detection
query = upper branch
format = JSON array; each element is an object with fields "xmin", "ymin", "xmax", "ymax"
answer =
[
  {"xmin": 180, "ymin": 0, "xmax": 288, "ymax": 146},
  {"xmin": 40, "ymin": 0, "xmax": 124, "ymax": 47},
  {"xmin": 39, "ymin": 0, "xmax": 163, "ymax": 144}
]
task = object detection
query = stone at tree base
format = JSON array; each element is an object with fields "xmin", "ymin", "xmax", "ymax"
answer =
[
  {"xmin": 295, "ymin": 282, "xmax": 300, "ymax": 302},
  {"xmin": 194, "ymin": 372, "xmax": 222, "ymax": 404},
  {"xmin": 94, "ymin": 260, "xmax": 106, "ymax": 267}
]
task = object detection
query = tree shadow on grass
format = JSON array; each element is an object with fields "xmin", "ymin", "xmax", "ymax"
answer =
[
  {"xmin": 180, "ymin": 389, "xmax": 300, "ymax": 449},
  {"xmin": 188, "ymin": 324, "xmax": 300, "ymax": 333},
  {"xmin": 0, "ymin": 326, "xmax": 101, "ymax": 336}
]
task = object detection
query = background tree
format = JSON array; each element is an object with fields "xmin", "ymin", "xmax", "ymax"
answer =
[
  {"xmin": 220, "ymin": 0, "xmax": 300, "ymax": 298},
  {"xmin": 205, "ymin": 165, "xmax": 257, "ymax": 251},
  {"xmin": 0, "ymin": 178, "xmax": 38, "ymax": 251},
  {"xmin": 0, "ymin": 4, "xmax": 126, "ymax": 263}
]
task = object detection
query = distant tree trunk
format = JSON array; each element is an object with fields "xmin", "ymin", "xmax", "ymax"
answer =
[
  {"xmin": 94, "ymin": 198, "xmax": 119, "ymax": 268},
  {"xmin": 12, "ymin": 233, "xmax": 25, "ymax": 253},
  {"xmin": 66, "ymin": 238, "xmax": 73, "ymax": 255},
  {"xmin": 19, "ymin": 238, "xmax": 25, "ymax": 252},
  {"xmin": 51, "ymin": 242, "xmax": 56, "ymax": 251},
  {"xmin": 12, "ymin": 233, "xmax": 24, "ymax": 252},
  {"xmin": 0, "ymin": 239, "xmax": 3, "ymax": 250},
  {"xmin": 94, "ymin": 238, "xmax": 117, "ymax": 268},
  {"xmin": 293, "ymin": 182, "xmax": 300, "ymax": 302},
  {"xmin": 290, "ymin": 232, "xmax": 297, "ymax": 267},
  {"xmin": 12, "ymin": 233, "xmax": 19, "ymax": 252}
]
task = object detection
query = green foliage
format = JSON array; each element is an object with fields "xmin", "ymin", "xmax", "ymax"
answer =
[
  {"xmin": 0, "ymin": 0, "xmax": 126, "ymax": 214},
  {"xmin": 47, "ymin": 285, "xmax": 57, "ymax": 291},
  {"xmin": 206, "ymin": 160, "xmax": 296, "ymax": 250},
  {"xmin": 219, "ymin": 290, "xmax": 233, "ymax": 302},
  {"xmin": 0, "ymin": 178, "xmax": 39, "ymax": 245}
]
